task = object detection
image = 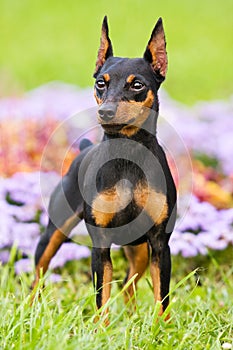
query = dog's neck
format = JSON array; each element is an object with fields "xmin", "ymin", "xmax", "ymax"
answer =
[{"xmin": 102, "ymin": 109, "xmax": 159, "ymax": 144}]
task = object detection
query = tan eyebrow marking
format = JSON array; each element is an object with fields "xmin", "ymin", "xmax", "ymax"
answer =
[
  {"xmin": 103, "ymin": 73, "xmax": 110, "ymax": 82},
  {"xmin": 126, "ymin": 74, "xmax": 135, "ymax": 84}
]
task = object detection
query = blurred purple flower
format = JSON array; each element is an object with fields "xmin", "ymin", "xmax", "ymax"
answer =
[
  {"xmin": 14, "ymin": 258, "xmax": 33, "ymax": 274},
  {"xmin": 0, "ymin": 250, "xmax": 10, "ymax": 263},
  {"xmin": 3, "ymin": 172, "xmax": 41, "ymax": 204},
  {"xmin": 50, "ymin": 243, "xmax": 90, "ymax": 269},
  {"xmin": 0, "ymin": 170, "xmax": 91, "ymax": 274},
  {"xmin": 0, "ymin": 84, "xmax": 233, "ymax": 272},
  {"xmin": 160, "ymin": 90, "xmax": 233, "ymax": 175},
  {"xmin": 40, "ymin": 211, "xmax": 49, "ymax": 227},
  {"xmin": 0, "ymin": 208, "xmax": 14, "ymax": 247},
  {"xmin": 48, "ymin": 273, "xmax": 62, "ymax": 283},
  {"xmin": 170, "ymin": 195, "xmax": 233, "ymax": 256},
  {"xmin": 12, "ymin": 222, "xmax": 40, "ymax": 255},
  {"xmin": 0, "ymin": 83, "xmax": 95, "ymax": 122}
]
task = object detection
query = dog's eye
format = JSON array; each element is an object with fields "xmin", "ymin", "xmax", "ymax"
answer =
[
  {"xmin": 131, "ymin": 80, "xmax": 145, "ymax": 91},
  {"xmin": 96, "ymin": 79, "xmax": 106, "ymax": 90}
]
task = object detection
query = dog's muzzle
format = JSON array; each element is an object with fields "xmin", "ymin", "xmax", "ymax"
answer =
[{"xmin": 98, "ymin": 102, "xmax": 117, "ymax": 122}]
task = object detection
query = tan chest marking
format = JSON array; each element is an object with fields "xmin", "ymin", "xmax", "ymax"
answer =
[
  {"xmin": 92, "ymin": 181, "xmax": 167, "ymax": 228},
  {"xmin": 134, "ymin": 182, "xmax": 168, "ymax": 225},
  {"xmin": 92, "ymin": 180, "xmax": 133, "ymax": 227}
]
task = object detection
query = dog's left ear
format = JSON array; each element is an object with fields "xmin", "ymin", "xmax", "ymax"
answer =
[
  {"xmin": 143, "ymin": 18, "xmax": 167, "ymax": 79},
  {"xmin": 94, "ymin": 16, "xmax": 113, "ymax": 78}
]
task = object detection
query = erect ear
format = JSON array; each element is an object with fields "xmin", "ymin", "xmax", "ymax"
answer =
[
  {"xmin": 93, "ymin": 16, "xmax": 113, "ymax": 78},
  {"xmin": 143, "ymin": 18, "xmax": 167, "ymax": 79}
]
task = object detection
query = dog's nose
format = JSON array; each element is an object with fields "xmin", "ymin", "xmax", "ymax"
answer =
[{"xmin": 98, "ymin": 103, "xmax": 117, "ymax": 122}]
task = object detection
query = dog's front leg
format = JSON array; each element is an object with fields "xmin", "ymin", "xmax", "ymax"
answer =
[
  {"xmin": 91, "ymin": 247, "xmax": 112, "ymax": 325},
  {"xmin": 147, "ymin": 226, "xmax": 171, "ymax": 319}
]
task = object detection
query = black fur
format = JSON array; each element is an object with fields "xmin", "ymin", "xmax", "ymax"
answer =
[{"xmin": 33, "ymin": 17, "xmax": 177, "ymax": 319}]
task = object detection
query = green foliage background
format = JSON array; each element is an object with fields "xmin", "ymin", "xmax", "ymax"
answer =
[{"xmin": 0, "ymin": 0, "xmax": 232, "ymax": 104}]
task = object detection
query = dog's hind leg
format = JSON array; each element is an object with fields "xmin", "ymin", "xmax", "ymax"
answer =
[
  {"xmin": 32, "ymin": 140, "xmax": 94, "ymax": 290},
  {"xmin": 32, "ymin": 170, "xmax": 83, "ymax": 289},
  {"xmin": 123, "ymin": 242, "xmax": 149, "ymax": 304},
  {"xmin": 33, "ymin": 214, "xmax": 80, "ymax": 289}
]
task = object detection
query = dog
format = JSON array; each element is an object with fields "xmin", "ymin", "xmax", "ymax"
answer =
[{"xmin": 33, "ymin": 16, "xmax": 177, "ymax": 323}]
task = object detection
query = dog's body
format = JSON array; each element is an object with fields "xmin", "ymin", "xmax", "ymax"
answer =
[{"xmin": 33, "ymin": 17, "xmax": 177, "ymax": 321}]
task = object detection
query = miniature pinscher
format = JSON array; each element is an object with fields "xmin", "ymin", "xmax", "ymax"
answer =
[{"xmin": 33, "ymin": 16, "xmax": 177, "ymax": 322}]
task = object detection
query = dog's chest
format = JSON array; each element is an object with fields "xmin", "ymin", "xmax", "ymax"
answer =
[{"xmin": 91, "ymin": 178, "xmax": 168, "ymax": 229}]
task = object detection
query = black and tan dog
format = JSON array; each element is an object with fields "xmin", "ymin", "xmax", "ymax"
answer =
[{"xmin": 33, "ymin": 17, "xmax": 177, "ymax": 321}]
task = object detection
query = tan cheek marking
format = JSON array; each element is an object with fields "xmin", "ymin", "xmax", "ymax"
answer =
[
  {"xmin": 103, "ymin": 73, "xmax": 110, "ymax": 82},
  {"xmin": 94, "ymin": 88, "xmax": 102, "ymax": 105},
  {"xmin": 118, "ymin": 90, "xmax": 154, "ymax": 136},
  {"xmin": 126, "ymin": 89, "xmax": 154, "ymax": 109},
  {"xmin": 134, "ymin": 183, "xmax": 168, "ymax": 225},
  {"xmin": 142, "ymin": 89, "xmax": 154, "ymax": 109},
  {"xmin": 126, "ymin": 74, "xmax": 135, "ymax": 84}
]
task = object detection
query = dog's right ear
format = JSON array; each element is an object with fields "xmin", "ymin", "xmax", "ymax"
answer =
[{"xmin": 93, "ymin": 16, "xmax": 113, "ymax": 78}]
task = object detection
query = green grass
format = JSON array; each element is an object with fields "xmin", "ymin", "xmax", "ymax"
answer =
[
  {"xmin": 1, "ymin": 249, "xmax": 232, "ymax": 349},
  {"xmin": 0, "ymin": 0, "xmax": 232, "ymax": 104}
]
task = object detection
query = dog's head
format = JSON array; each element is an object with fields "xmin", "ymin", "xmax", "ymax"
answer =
[{"xmin": 94, "ymin": 16, "xmax": 167, "ymax": 136}]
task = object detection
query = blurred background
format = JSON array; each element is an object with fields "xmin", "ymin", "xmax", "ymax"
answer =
[
  {"xmin": 0, "ymin": 0, "xmax": 232, "ymax": 103},
  {"xmin": 0, "ymin": 0, "xmax": 233, "ymax": 274}
]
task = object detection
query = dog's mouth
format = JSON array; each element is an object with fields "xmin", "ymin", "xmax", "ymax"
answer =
[
  {"xmin": 100, "ymin": 118, "xmax": 137, "ymax": 134},
  {"xmin": 101, "ymin": 124, "xmax": 124, "ymax": 133}
]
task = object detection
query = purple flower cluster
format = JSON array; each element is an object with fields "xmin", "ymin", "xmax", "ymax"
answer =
[
  {"xmin": 159, "ymin": 91, "xmax": 233, "ymax": 176},
  {"xmin": 0, "ymin": 172, "xmax": 42, "ymax": 260},
  {"xmin": 0, "ymin": 171, "xmax": 90, "ymax": 273},
  {"xmin": 0, "ymin": 83, "xmax": 95, "ymax": 122},
  {"xmin": 0, "ymin": 83, "xmax": 232, "ymax": 275},
  {"xmin": 171, "ymin": 195, "xmax": 233, "ymax": 257}
]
